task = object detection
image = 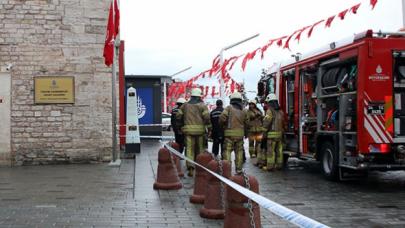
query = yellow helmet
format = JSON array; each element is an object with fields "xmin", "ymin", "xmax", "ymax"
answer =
[{"xmin": 191, "ymin": 88, "xmax": 202, "ymax": 97}]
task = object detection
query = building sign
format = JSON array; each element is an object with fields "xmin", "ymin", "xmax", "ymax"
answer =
[
  {"xmin": 136, "ymin": 88, "xmax": 153, "ymax": 124},
  {"xmin": 34, "ymin": 76, "xmax": 75, "ymax": 104}
]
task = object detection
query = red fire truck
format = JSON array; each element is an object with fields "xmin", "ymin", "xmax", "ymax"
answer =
[{"xmin": 258, "ymin": 30, "xmax": 405, "ymax": 180}]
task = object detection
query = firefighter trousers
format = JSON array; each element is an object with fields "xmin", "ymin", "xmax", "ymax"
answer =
[
  {"xmin": 212, "ymin": 137, "xmax": 224, "ymax": 157},
  {"xmin": 223, "ymin": 137, "xmax": 244, "ymax": 173},
  {"xmin": 266, "ymin": 137, "xmax": 283, "ymax": 169},
  {"xmin": 185, "ymin": 135, "xmax": 205, "ymax": 170},
  {"xmin": 248, "ymin": 132, "xmax": 262, "ymax": 158}
]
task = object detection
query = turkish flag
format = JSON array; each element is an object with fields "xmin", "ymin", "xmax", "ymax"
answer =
[
  {"xmin": 370, "ymin": 0, "xmax": 377, "ymax": 9},
  {"xmin": 103, "ymin": 3, "xmax": 114, "ymax": 66},
  {"xmin": 338, "ymin": 9, "xmax": 349, "ymax": 20},
  {"xmin": 114, "ymin": 0, "xmax": 120, "ymax": 37},
  {"xmin": 325, "ymin": 15, "xmax": 335, "ymax": 28},
  {"xmin": 103, "ymin": 0, "xmax": 120, "ymax": 67},
  {"xmin": 351, "ymin": 3, "xmax": 361, "ymax": 14},
  {"xmin": 308, "ymin": 20, "xmax": 324, "ymax": 38}
]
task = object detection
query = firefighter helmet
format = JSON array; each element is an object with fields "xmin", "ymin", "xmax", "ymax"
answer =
[
  {"xmin": 191, "ymin": 88, "xmax": 202, "ymax": 97},
  {"xmin": 266, "ymin": 93, "xmax": 277, "ymax": 101},
  {"xmin": 229, "ymin": 92, "xmax": 242, "ymax": 100},
  {"xmin": 176, "ymin": 98, "xmax": 186, "ymax": 104}
]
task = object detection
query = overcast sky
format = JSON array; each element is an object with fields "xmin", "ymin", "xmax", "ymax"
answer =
[{"xmin": 121, "ymin": 0, "xmax": 402, "ymax": 99}]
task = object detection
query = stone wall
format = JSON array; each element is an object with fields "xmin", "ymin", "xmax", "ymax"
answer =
[{"xmin": 0, "ymin": 0, "xmax": 115, "ymax": 165}]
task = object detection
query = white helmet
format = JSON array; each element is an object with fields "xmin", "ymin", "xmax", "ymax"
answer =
[
  {"xmin": 249, "ymin": 99, "xmax": 257, "ymax": 104},
  {"xmin": 176, "ymin": 97, "xmax": 186, "ymax": 104},
  {"xmin": 266, "ymin": 93, "xmax": 277, "ymax": 101},
  {"xmin": 191, "ymin": 88, "xmax": 202, "ymax": 97},
  {"xmin": 229, "ymin": 92, "xmax": 242, "ymax": 100}
]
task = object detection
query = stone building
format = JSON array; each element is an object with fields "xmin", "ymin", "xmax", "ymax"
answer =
[{"xmin": 0, "ymin": 0, "xmax": 116, "ymax": 165}]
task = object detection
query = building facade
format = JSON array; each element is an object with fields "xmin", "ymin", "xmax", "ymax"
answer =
[{"xmin": 0, "ymin": 0, "xmax": 115, "ymax": 165}]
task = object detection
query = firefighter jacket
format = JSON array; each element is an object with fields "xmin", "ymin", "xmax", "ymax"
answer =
[
  {"xmin": 263, "ymin": 107, "xmax": 285, "ymax": 139},
  {"xmin": 219, "ymin": 102, "xmax": 248, "ymax": 138},
  {"xmin": 176, "ymin": 97, "xmax": 211, "ymax": 135},
  {"xmin": 246, "ymin": 108, "xmax": 264, "ymax": 133},
  {"xmin": 210, "ymin": 107, "xmax": 224, "ymax": 139}
]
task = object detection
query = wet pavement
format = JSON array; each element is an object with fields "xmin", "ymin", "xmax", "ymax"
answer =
[{"xmin": 1, "ymin": 139, "xmax": 405, "ymax": 227}]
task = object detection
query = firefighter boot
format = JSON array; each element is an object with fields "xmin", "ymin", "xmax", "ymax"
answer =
[{"xmin": 263, "ymin": 139, "xmax": 276, "ymax": 171}]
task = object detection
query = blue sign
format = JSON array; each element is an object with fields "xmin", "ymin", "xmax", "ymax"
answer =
[{"xmin": 136, "ymin": 88, "xmax": 153, "ymax": 124}]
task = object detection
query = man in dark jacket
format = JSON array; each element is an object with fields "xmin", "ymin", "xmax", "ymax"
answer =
[
  {"xmin": 210, "ymin": 100, "xmax": 224, "ymax": 158},
  {"xmin": 171, "ymin": 97, "xmax": 186, "ymax": 154}
]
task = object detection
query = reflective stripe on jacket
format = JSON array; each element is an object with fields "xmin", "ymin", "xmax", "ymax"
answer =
[
  {"xmin": 219, "ymin": 105, "xmax": 247, "ymax": 138},
  {"xmin": 176, "ymin": 101, "xmax": 211, "ymax": 135},
  {"xmin": 263, "ymin": 107, "xmax": 285, "ymax": 139}
]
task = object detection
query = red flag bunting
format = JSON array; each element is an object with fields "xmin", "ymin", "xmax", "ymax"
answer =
[
  {"xmin": 261, "ymin": 39, "xmax": 277, "ymax": 59},
  {"xmin": 338, "ymin": 9, "xmax": 349, "ymax": 20},
  {"xmin": 308, "ymin": 20, "xmax": 324, "ymax": 38},
  {"xmin": 221, "ymin": 58, "xmax": 232, "ymax": 80},
  {"xmin": 230, "ymin": 81, "xmax": 235, "ymax": 93},
  {"xmin": 179, "ymin": 1, "xmax": 374, "ymax": 90},
  {"xmin": 241, "ymin": 48, "xmax": 260, "ymax": 71},
  {"xmin": 209, "ymin": 55, "xmax": 221, "ymax": 76},
  {"xmin": 236, "ymin": 83, "xmax": 241, "ymax": 92},
  {"xmin": 294, "ymin": 26, "xmax": 310, "ymax": 43},
  {"xmin": 241, "ymin": 53, "xmax": 252, "ymax": 71},
  {"xmin": 284, "ymin": 30, "xmax": 301, "ymax": 50},
  {"xmin": 211, "ymin": 86, "xmax": 216, "ymax": 97},
  {"xmin": 276, "ymin": 36, "xmax": 287, "ymax": 47},
  {"xmin": 351, "ymin": 3, "xmax": 361, "ymax": 14},
  {"xmin": 370, "ymin": 0, "xmax": 377, "ymax": 9},
  {"xmin": 325, "ymin": 15, "xmax": 335, "ymax": 28},
  {"xmin": 229, "ymin": 56, "xmax": 241, "ymax": 71},
  {"xmin": 212, "ymin": 54, "xmax": 220, "ymax": 68},
  {"xmin": 260, "ymin": 44, "xmax": 270, "ymax": 59}
]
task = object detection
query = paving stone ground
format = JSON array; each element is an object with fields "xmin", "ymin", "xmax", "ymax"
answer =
[{"xmin": 1, "ymin": 138, "xmax": 405, "ymax": 227}]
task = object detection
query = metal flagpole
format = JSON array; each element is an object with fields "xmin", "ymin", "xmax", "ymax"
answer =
[
  {"xmin": 218, "ymin": 34, "xmax": 260, "ymax": 102},
  {"xmin": 110, "ymin": 0, "xmax": 120, "ymax": 166},
  {"xmin": 219, "ymin": 49, "xmax": 224, "ymax": 101}
]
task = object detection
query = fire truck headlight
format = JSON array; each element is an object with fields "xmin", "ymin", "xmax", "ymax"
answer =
[{"xmin": 368, "ymin": 143, "xmax": 390, "ymax": 153}]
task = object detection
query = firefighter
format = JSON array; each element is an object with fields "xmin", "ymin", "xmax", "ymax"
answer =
[
  {"xmin": 255, "ymin": 100, "xmax": 268, "ymax": 168},
  {"xmin": 171, "ymin": 97, "xmax": 186, "ymax": 154},
  {"xmin": 262, "ymin": 93, "xmax": 286, "ymax": 171},
  {"xmin": 210, "ymin": 99, "xmax": 224, "ymax": 158},
  {"xmin": 176, "ymin": 88, "xmax": 211, "ymax": 177},
  {"xmin": 219, "ymin": 92, "xmax": 248, "ymax": 174},
  {"xmin": 246, "ymin": 99, "xmax": 263, "ymax": 158}
]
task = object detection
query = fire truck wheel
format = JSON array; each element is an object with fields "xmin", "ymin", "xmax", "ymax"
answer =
[{"xmin": 321, "ymin": 142, "xmax": 339, "ymax": 180}]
